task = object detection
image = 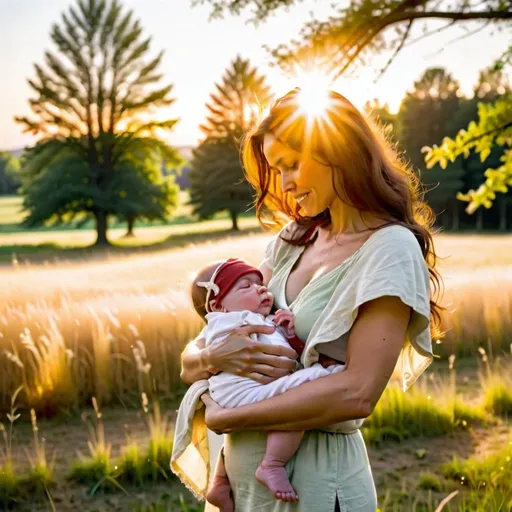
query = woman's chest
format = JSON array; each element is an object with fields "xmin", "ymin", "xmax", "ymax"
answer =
[{"xmin": 285, "ymin": 242, "xmax": 359, "ymax": 305}]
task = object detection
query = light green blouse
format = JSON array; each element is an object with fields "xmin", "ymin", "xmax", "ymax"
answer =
[{"xmin": 221, "ymin": 222, "xmax": 433, "ymax": 512}]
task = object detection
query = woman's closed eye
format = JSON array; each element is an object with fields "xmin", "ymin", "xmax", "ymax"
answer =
[
  {"xmin": 273, "ymin": 161, "xmax": 298, "ymax": 174},
  {"xmin": 281, "ymin": 161, "xmax": 298, "ymax": 172}
]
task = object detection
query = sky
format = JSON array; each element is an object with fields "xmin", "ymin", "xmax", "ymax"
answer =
[{"xmin": 0, "ymin": 0, "xmax": 509, "ymax": 150}]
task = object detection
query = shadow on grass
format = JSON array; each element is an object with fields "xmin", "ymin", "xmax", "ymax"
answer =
[
  {"xmin": 0, "ymin": 225, "xmax": 265, "ymax": 266},
  {"xmin": 0, "ymin": 216, "xmax": 211, "ymax": 234}
]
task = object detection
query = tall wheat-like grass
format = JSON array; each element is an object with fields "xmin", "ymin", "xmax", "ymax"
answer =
[
  {"xmin": 437, "ymin": 272, "xmax": 512, "ymax": 358},
  {"xmin": 1, "ymin": 234, "xmax": 511, "ymax": 414},
  {"xmin": 22, "ymin": 408, "xmax": 54, "ymax": 494},
  {"xmin": 0, "ymin": 291, "xmax": 202, "ymax": 414},
  {"xmin": 0, "ymin": 387, "xmax": 22, "ymax": 505}
]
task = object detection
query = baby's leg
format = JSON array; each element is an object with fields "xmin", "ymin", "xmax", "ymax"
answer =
[
  {"xmin": 206, "ymin": 448, "xmax": 234, "ymax": 512},
  {"xmin": 255, "ymin": 430, "xmax": 304, "ymax": 502}
]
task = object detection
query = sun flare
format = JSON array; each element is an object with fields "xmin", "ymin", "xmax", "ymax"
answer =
[{"xmin": 293, "ymin": 70, "xmax": 333, "ymax": 119}]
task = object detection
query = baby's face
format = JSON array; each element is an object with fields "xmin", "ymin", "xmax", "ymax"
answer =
[{"xmin": 218, "ymin": 272, "xmax": 274, "ymax": 315}]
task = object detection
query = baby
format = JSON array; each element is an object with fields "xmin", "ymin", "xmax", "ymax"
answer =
[{"xmin": 190, "ymin": 258, "xmax": 351, "ymax": 511}]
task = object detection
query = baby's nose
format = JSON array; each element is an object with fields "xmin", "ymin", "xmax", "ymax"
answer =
[{"xmin": 258, "ymin": 285, "xmax": 267, "ymax": 293}]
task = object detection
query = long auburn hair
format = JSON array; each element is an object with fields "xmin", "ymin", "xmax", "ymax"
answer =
[{"xmin": 241, "ymin": 88, "xmax": 444, "ymax": 339}]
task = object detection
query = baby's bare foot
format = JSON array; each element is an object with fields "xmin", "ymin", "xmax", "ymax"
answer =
[
  {"xmin": 255, "ymin": 460, "xmax": 299, "ymax": 502},
  {"xmin": 206, "ymin": 475, "xmax": 234, "ymax": 512}
]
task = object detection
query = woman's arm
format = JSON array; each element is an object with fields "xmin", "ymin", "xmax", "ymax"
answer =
[{"xmin": 202, "ymin": 295, "xmax": 411, "ymax": 432}]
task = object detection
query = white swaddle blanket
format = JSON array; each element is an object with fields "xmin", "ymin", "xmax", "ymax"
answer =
[{"xmin": 170, "ymin": 310, "xmax": 361, "ymax": 500}]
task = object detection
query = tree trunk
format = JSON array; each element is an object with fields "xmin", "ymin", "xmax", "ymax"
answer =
[
  {"xmin": 94, "ymin": 210, "xmax": 110, "ymax": 246},
  {"xmin": 124, "ymin": 216, "xmax": 135, "ymax": 237},
  {"xmin": 452, "ymin": 201, "xmax": 460, "ymax": 231},
  {"xmin": 476, "ymin": 208, "xmax": 483, "ymax": 232},
  {"xmin": 230, "ymin": 210, "xmax": 239, "ymax": 231},
  {"xmin": 499, "ymin": 199, "xmax": 507, "ymax": 232}
]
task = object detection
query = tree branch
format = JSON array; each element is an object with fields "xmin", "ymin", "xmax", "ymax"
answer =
[
  {"xmin": 386, "ymin": 9, "xmax": 512, "ymax": 23},
  {"xmin": 463, "ymin": 120, "xmax": 512, "ymax": 146}
]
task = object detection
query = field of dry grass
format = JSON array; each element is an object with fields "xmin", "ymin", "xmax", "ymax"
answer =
[{"xmin": 0, "ymin": 230, "xmax": 511, "ymax": 510}]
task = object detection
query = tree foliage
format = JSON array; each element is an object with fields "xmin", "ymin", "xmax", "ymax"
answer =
[
  {"xmin": 190, "ymin": 56, "xmax": 272, "ymax": 230},
  {"xmin": 197, "ymin": 1, "xmax": 511, "ymax": 79},
  {"xmin": 21, "ymin": 136, "xmax": 179, "ymax": 230},
  {"xmin": 16, "ymin": 0, "xmax": 181, "ymax": 244},
  {"xmin": 188, "ymin": 136, "xmax": 253, "ymax": 230},
  {"xmin": 198, "ymin": 0, "xmax": 511, "ymax": 218},
  {"xmin": 0, "ymin": 152, "xmax": 21, "ymax": 195},
  {"xmin": 425, "ymin": 95, "xmax": 512, "ymax": 213},
  {"xmin": 398, "ymin": 68, "xmax": 461, "ymax": 170},
  {"xmin": 200, "ymin": 54, "xmax": 272, "ymax": 138}
]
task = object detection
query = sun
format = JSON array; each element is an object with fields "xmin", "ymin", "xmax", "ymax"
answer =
[{"xmin": 293, "ymin": 70, "xmax": 333, "ymax": 119}]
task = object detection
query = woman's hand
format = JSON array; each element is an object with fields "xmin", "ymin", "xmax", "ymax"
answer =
[
  {"xmin": 205, "ymin": 324, "xmax": 298, "ymax": 384},
  {"xmin": 201, "ymin": 393, "xmax": 230, "ymax": 434}
]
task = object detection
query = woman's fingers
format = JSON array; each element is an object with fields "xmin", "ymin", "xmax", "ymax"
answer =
[
  {"xmin": 246, "ymin": 372, "xmax": 275, "ymax": 385},
  {"xmin": 201, "ymin": 393, "xmax": 215, "ymax": 407},
  {"xmin": 239, "ymin": 324, "xmax": 275, "ymax": 336},
  {"xmin": 201, "ymin": 393, "xmax": 226, "ymax": 434},
  {"xmin": 245, "ymin": 362, "xmax": 293, "ymax": 379},
  {"xmin": 259, "ymin": 342, "xmax": 298, "ymax": 361},
  {"xmin": 249, "ymin": 350, "xmax": 297, "ymax": 371}
]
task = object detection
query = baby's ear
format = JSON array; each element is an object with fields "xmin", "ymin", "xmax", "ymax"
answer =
[{"xmin": 209, "ymin": 299, "xmax": 220, "ymax": 312}]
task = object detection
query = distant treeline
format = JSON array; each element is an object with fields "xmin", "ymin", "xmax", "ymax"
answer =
[{"xmin": 368, "ymin": 66, "xmax": 511, "ymax": 232}]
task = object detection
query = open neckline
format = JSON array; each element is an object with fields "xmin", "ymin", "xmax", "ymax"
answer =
[{"xmin": 282, "ymin": 224, "xmax": 395, "ymax": 308}]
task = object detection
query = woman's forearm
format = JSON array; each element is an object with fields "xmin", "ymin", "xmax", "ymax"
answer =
[
  {"xmin": 215, "ymin": 370, "xmax": 371, "ymax": 432},
  {"xmin": 210, "ymin": 297, "xmax": 409, "ymax": 433},
  {"xmin": 180, "ymin": 337, "xmax": 213, "ymax": 385}
]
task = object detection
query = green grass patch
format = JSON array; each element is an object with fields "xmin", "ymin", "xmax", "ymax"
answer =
[
  {"xmin": 0, "ymin": 216, "xmax": 261, "ymax": 264},
  {"xmin": 0, "ymin": 462, "xmax": 19, "ymax": 507},
  {"xmin": 0, "ymin": 191, "xmax": 252, "ymax": 233},
  {"xmin": 482, "ymin": 380, "xmax": 512, "ymax": 416},
  {"xmin": 443, "ymin": 442, "xmax": 512, "ymax": 492},
  {"xmin": 379, "ymin": 488, "xmax": 512, "ymax": 511},
  {"xmin": 363, "ymin": 385, "xmax": 455, "ymax": 445},
  {"xmin": 452, "ymin": 397, "xmax": 488, "ymax": 426},
  {"xmin": 364, "ymin": 377, "xmax": 489, "ymax": 446},
  {"xmin": 418, "ymin": 472, "xmax": 444, "ymax": 492}
]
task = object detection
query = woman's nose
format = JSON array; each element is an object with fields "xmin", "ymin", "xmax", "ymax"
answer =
[{"xmin": 280, "ymin": 172, "xmax": 295, "ymax": 194}]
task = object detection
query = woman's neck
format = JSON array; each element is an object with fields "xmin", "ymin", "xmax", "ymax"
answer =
[{"xmin": 324, "ymin": 198, "xmax": 386, "ymax": 239}]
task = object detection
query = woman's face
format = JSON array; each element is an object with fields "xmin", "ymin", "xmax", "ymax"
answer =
[{"xmin": 263, "ymin": 133, "xmax": 338, "ymax": 217}]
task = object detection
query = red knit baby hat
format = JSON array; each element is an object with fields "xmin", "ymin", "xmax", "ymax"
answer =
[{"xmin": 212, "ymin": 258, "xmax": 264, "ymax": 306}]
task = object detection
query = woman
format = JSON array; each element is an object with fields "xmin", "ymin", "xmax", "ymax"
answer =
[{"xmin": 181, "ymin": 88, "xmax": 443, "ymax": 511}]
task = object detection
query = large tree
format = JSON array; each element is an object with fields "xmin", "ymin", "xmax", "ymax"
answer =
[
  {"xmin": 188, "ymin": 136, "xmax": 253, "ymax": 230},
  {"xmin": 16, "ymin": 0, "xmax": 180, "ymax": 245},
  {"xmin": 189, "ymin": 56, "xmax": 273, "ymax": 230}
]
